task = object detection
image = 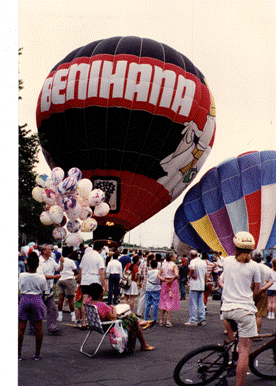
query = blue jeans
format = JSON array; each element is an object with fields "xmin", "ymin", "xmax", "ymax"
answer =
[
  {"xmin": 179, "ymin": 279, "xmax": 187, "ymax": 299},
  {"xmin": 188, "ymin": 290, "xmax": 205, "ymax": 323},
  {"xmin": 144, "ymin": 290, "xmax": 161, "ymax": 321},
  {"xmin": 108, "ymin": 274, "xmax": 120, "ymax": 305}
]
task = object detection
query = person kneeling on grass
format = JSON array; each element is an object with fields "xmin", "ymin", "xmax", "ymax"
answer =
[{"xmin": 86, "ymin": 283, "xmax": 155, "ymax": 352}]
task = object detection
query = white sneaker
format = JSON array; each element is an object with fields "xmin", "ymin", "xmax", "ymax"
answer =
[
  {"xmin": 57, "ymin": 314, "xmax": 63, "ymax": 322},
  {"xmin": 271, "ymin": 314, "xmax": 275, "ymax": 319},
  {"xmin": 185, "ymin": 321, "xmax": 198, "ymax": 326},
  {"xmin": 71, "ymin": 315, "xmax": 76, "ymax": 322}
]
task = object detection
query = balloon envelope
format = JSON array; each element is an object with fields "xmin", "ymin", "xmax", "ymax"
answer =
[
  {"xmin": 37, "ymin": 36, "xmax": 216, "ymax": 244},
  {"xmin": 174, "ymin": 150, "xmax": 276, "ymax": 256}
]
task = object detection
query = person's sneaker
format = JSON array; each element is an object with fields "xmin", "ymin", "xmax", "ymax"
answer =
[
  {"xmin": 48, "ymin": 329, "xmax": 62, "ymax": 335},
  {"xmin": 18, "ymin": 355, "xmax": 23, "ymax": 361},
  {"xmin": 71, "ymin": 315, "xmax": 76, "ymax": 323},
  {"xmin": 185, "ymin": 321, "xmax": 198, "ymax": 326},
  {"xmin": 33, "ymin": 355, "xmax": 41, "ymax": 361},
  {"xmin": 57, "ymin": 314, "xmax": 63, "ymax": 322},
  {"xmin": 198, "ymin": 321, "xmax": 206, "ymax": 326}
]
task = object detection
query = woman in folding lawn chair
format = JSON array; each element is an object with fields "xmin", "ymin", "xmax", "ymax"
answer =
[{"xmin": 86, "ymin": 283, "xmax": 155, "ymax": 353}]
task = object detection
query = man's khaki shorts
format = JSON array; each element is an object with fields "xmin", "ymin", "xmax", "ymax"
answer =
[
  {"xmin": 57, "ymin": 278, "xmax": 77, "ymax": 296},
  {"xmin": 222, "ymin": 309, "xmax": 258, "ymax": 338}
]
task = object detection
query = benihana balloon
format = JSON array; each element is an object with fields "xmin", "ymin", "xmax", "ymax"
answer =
[
  {"xmin": 36, "ymin": 36, "xmax": 216, "ymax": 245},
  {"xmin": 174, "ymin": 151, "xmax": 276, "ymax": 256}
]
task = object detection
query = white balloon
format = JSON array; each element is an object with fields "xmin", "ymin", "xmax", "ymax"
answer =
[
  {"xmin": 77, "ymin": 179, "xmax": 93, "ymax": 199},
  {"xmin": 65, "ymin": 233, "xmax": 83, "ymax": 247},
  {"xmin": 49, "ymin": 205, "xmax": 64, "ymax": 224},
  {"xmin": 51, "ymin": 167, "xmax": 65, "ymax": 185},
  {"xmin": 57, "ymin": 177, "xmax": 78, "ymax": 196},
  {"xmin": 40, "ymin": 211, "xmax": 53, "ymax": 226},
  {"xmin": 88, "ymin": 189, "xmax": 105, "ymax": 206},
  {"xmin": 36, "ymin": 174, "xmax": 52, "ymax": 188},
  {"xmin": 79, "ymin": 206, "xmax": 93, "ymax": 220},
  {"xmin": 66, "ymin": 202, "xmax": 82, "ymax": 220},
  {"xmin": 81, "ymin": 218, "xmax": 98, "ymax": 232},
  {"xmin": 94, "ymin": 202, "xmax": 110, "ymax": 217},
  {"xmin": 67, "ymin": 220, "xmax": 81, "ymax": 233},
  {"xmin": 42, "ymin": 188, "xmax": 56, "ymax": 206},
  {"xmin": 52, "ymin": 227, "xmax": 67, "ymax": 241},
  {"xmin": 32, "ymin": 186, "xmax": 44, "ymax": 203},
  {"xmin": 68, "ymin": 167, "xmax": 82, "ymax": 181}
]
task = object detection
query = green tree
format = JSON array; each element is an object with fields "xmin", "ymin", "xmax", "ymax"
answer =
[{"xmin": 18, "ymin": 48, "xmax": 54, "ymax": 245}]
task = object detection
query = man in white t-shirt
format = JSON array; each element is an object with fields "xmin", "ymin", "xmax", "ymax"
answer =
[
  {"xmin": 220, "ymin": 232, "xmax": 261, "ymax": 386},
  {"xmin": 79, "ymin": 241, "xmax": 105, "ymax": 328},
  {"xmin": 185, "ymin": 250, "xmax": 207, "ymax": 326},
  {"xmin": 36, "ymin": 244, "xmax": 64, "ymax": 334}
]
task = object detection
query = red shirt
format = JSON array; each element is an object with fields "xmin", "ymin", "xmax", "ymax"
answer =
[{"xmin": 125, "ymin": 263, "xmax": 138, "ymax": 282}]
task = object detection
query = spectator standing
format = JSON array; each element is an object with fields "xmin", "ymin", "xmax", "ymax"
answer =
[
  {"xmin": 252, "ymin": 250, "xmax": 273, "ymax": 332},
  {"xmin": 185, "ymin": 250, "xmax": 207, "ymax": 326},
  {"xmin": 106, "ymin": 251, "xmax": 122, "ymax": 305},
  {"xmin": 178, "ymin": 255, "xmax": 189, "ymax": 300},
  {"xmin": 158, "ymin": 251, "xmax": 180, "ymax": 327},
  {"xmin": 136, "ymin": 252, "xmax": 154, "ymax": 317},
  {"xmin": 57, "ymin": 246, "xmax": 79, "ymax": 323},
  {"xmin": 220, "ymin": 232, "xmax": 261, "ymax": 386},
  {"xmin": 267, "ymin": 258, "xmax": 276, "ymax": 319},
  {"xmin": 79, "ymin": 241, "xmax": 105, "ymax": 329},
  {"xmin": 18, "ymin": 252, "xmax": 47, "ymax": 360},
  {"xmin": 140, "ymin": 259, "xmax": 161, "ymax": 329},
  {"xmin": 119, "ymin": 248, "xmax": 131, "ymax": 271},
  {"xmin": 52, "ymin": 245, "xmax": 61, "ymax": 264},
  {"xmin": 121, "ymin": 255, "xmax": 140, "ymax": 311},
  {"xmin": 36, "ymin": 244, "xmax": 64, "ymax": 334},
  {"xmin": 202, "ymin": 251, "xmax": 216, "ymax": 312}
]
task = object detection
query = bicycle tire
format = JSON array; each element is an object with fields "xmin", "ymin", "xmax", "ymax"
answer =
[
  {"xmin": 173, "ymin": 344, "xmax": 229, "ymax": 386},
  {"xmin": 249, "ymin": 341, "xmax": 276, "ymax": 380}
]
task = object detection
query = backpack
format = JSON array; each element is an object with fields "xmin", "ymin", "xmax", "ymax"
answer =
[{"xmin": 119, "ymin": 269, "xmax": 132, "ymax": 289}]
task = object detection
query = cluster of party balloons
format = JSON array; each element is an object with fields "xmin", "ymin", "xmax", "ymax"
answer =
[
  {"xmin": 32, "ymin": 167, "xmax": 110, "ymax": 246},
  {"xmin": 20, "ymin": 242, "xmax": 37, "ymax": 257}
]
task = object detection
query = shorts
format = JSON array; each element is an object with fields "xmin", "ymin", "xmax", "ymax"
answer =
[
  {"xmin": 57, "ymin": 278, "xmax": 77, "ymax": 296},
  {"xmin": 74, "ymin": 300, "xmax": 83, "ymax": 309},
  {"xmin": 222, "ymin": 309, "xmax": 258, "ymax": 338},
  {"xmin": 267, "ymin": 290, "xmax": 276, "ymax": 296},
  {"xmin": 18, "ymin": 294, "xmax": 45, "ymax": 321},
  {"xmin": 253, "ymin": 291, "xmax": 267, "ymax": 318}
]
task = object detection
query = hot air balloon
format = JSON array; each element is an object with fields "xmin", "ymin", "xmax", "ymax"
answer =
[
  {"xmin": 174, "ymin": 150, "xmax": 276, "ymax": 256},
  {"xmin": 36, "ymin": 36, "xmax": 216, "ymax": 246}
]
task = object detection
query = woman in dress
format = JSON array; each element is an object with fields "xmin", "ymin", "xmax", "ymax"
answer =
[
  {"xmin": 157, "ymin": 251, "xmax": 180, "ymax": 327},
  {"xmin": 86, "ymin": 283, "xmax": 155, "ymax": 352},
  {"xmin": 120, "ymin": 255, "xmax": 139, "ymax": 311}
]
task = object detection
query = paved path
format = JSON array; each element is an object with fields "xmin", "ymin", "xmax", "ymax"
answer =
[{"xmin": 18, "ymin": 296, "xmax": 275, "ymax": 386}]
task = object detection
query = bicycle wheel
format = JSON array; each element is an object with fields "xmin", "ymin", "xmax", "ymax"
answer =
[
  {"xmin": 173, "ymin": 345, "xmax": 229, "ymax": 386},
  {"xmin": 249, "ymin": 341, "xmax": 276, "ymax": 380}
]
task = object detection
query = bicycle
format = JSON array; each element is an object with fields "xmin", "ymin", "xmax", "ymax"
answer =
[{"xmin": 173, "ymin": 323, "xmax": 276, "ymax": 386}]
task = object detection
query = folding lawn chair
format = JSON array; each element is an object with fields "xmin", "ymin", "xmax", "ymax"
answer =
[{"xmin": 80, "ymin": 303, "xmax": 123, "ymax": 357}]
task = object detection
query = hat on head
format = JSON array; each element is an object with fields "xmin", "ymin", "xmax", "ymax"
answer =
[{"xmin": 233, "ymin": 232, "xmax": 255, "ymax": 250}]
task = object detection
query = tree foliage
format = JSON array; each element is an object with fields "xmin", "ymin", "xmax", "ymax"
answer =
[{"xmin": 18, "ymin": 48, "xmax": 54, "ymax": 245}]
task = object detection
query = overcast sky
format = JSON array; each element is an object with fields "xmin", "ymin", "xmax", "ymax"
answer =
[{"xmin": 16, "ymin": 0, "xmax": 276, "ymax": 248}]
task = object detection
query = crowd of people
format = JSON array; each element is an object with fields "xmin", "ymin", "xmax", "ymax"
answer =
[{"xmin": 18, "ymin": 237, "xmax": 276, "ymax": 386}]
